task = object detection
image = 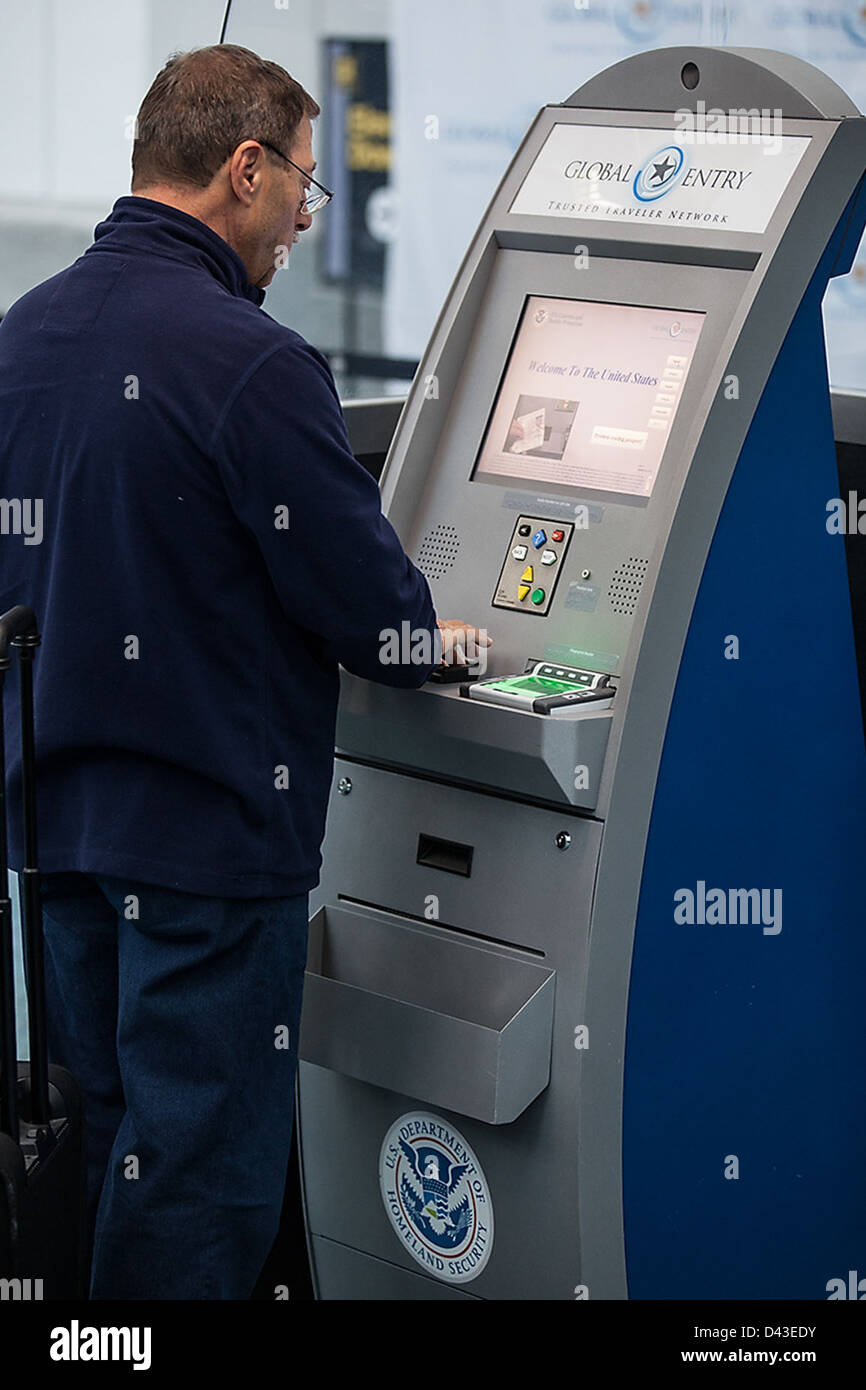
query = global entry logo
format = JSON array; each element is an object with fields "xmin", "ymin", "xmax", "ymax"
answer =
[
  {"xmin": 633, "ymin": 144, "xmax": 687, "ymax": 202},
  {"xmin": 379, "ymin": 1111, "xmax": 494, "ymax": 1283}
]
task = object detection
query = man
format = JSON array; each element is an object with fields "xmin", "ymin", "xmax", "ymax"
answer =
[{"xmin": 0, "ymin": 44, "xmax": 488, "ymax": 1299}]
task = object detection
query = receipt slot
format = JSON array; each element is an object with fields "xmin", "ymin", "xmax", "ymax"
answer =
[{"xmin": 297, "ymin": 48, "xmax": 866, "ymax": 1299}]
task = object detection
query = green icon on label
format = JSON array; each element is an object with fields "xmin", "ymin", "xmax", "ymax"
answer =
[{"xmin": 530, "ymin": 588, "xmax": 545, "ymax": 605}]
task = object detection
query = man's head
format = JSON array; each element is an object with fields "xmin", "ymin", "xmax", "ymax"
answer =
[{"xmin": 131, "ymin": 45, "xmax": 321, "ymax": 288}]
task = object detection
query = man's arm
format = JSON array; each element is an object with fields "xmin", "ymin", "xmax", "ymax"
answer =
[{"xmin": 212, "ymin": 335, "xmax": 438, "ymax": 687}]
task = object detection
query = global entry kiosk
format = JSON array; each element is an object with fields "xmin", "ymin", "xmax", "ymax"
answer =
[{"xmin": 285, "ymin": 47, "xmax": 866, "ymax": 1300}]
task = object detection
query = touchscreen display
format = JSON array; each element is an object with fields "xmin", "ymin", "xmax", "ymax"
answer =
[{"xmin": 473, "ymin": 295, "xmax": 705, "ymax": 499}]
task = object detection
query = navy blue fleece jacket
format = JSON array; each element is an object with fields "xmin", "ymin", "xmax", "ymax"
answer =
[{"xmin": 0, "ymin": 197, "xmax": 437, "ymax": 896}]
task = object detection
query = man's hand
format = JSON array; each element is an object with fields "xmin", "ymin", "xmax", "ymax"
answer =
[{"xmin": 435, "ymin": 619, "xmax": 493, "ymax": 666}]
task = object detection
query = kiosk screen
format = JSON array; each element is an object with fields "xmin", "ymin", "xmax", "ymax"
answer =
[{"xmin": 473, "ymin": 295, "xmax": 705, "ymax": 500}]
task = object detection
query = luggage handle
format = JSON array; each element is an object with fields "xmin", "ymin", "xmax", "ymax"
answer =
[
  {"xmin": 0, "ymin": 606, "xmax": 50, "ymax": 1144},
  {"xmin": 0, "ymin": 606, "xmax": 37, "ymax": 663}
]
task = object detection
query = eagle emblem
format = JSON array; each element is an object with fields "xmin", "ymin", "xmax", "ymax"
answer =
[
  {"xmin": 379, "ymin": 1112, "xmax": 495, "ymax": 1281},
  {"xmin": 398, "ymin": 1139, "xmax": 473, "ymax": 1247}
]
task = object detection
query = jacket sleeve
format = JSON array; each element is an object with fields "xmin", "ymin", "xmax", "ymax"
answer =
[{"xmin": 211, "ymin": 334, "xmax": 439, "ymax": 687}]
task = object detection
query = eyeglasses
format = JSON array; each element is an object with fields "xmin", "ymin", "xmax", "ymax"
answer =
[{"xmin": 257, "ymin": 140, "xmax": 333, "ymax": 214}]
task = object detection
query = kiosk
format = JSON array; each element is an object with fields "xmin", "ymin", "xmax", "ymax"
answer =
[{"xmin": 297, "ymin": 48, "xmax": 866, "ymax": 1299}]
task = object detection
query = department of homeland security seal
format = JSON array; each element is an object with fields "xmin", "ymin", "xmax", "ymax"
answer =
[{"xmin": 379, "ymin": 1112, "xmax": 494, "ymax": 1284}]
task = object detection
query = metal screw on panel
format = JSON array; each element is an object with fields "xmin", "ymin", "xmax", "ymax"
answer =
[
  {"xmin": 555, "ymin": 831, "xmax": 571, "ymax": 850},
  {"xmin": 337, "ymin": 777, "xmax": 353, "ymax": 795},
  {"xmin": 581, "ymin": 569, "xmax": 591, "ymax": 580}
]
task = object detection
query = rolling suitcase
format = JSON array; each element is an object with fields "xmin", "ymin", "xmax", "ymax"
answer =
[{"xmin": 0, "ymin": 605, "xmax": 87, "ymax": 1298}]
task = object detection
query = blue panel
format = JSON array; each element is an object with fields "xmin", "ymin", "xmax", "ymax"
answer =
[{"xmin": 623, "ymin": 199, "xmax": 866, "ymax": 1298}]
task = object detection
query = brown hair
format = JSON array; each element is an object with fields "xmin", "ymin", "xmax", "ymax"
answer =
[{"xmin": 131, "ymin": 44, "xmax": 320, "ymax": 191}]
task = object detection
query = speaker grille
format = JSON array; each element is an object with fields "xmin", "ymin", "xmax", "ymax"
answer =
[
  {"xmin": 416, "ymin": 524, "xmax": 460, "ymax": 580},
  {"xmin": 608, "ymin": 557, "xmax": 649, "ymax": 616}
]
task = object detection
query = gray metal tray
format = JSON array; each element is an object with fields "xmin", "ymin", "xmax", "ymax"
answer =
[{"xmin": 299, "ymin": 903, "xmax": 556, "ymax": 1124}]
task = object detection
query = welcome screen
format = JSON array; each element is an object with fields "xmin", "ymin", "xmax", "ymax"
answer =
[{"xmin": 474, "ymin": 295, "xmax": 705, "ymax": 499}]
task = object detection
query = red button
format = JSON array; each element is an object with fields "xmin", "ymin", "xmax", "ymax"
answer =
[{"xmin": 551, "ymin": 529, "xmax": 564, "ymax": 542}]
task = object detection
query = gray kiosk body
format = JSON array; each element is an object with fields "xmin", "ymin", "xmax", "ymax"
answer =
[{"xmin": 298, "ymin": 48, "xmax": 866, "ymax": 1299}]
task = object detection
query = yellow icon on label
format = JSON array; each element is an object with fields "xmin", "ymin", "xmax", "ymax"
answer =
[
  {"xmin": 520, "ymin": 566, "xmax": 533, "ymax": 583},
  {"xmin": 517, "ymin": 584, "xmax": 531, "ymax": 601}
]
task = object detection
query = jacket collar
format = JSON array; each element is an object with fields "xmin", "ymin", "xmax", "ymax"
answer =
[{"xmin": 91, "ymin": 196, "xmax": 266, "ymax": 307}]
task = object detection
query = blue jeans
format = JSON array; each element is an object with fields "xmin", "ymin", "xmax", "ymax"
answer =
[{"xmin": 39, "ymin": 871, "xmax": 309, "ymax": 1300}]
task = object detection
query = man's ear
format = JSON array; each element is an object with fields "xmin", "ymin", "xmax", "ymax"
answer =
[{"xmin": 228, "ymin": 142, "xmax": 267, "ymax": 206}]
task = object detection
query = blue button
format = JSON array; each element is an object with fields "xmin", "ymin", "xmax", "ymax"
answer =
[{"xmin": 532, "ymin": 529, "xmax": 547, "ymax": 548}]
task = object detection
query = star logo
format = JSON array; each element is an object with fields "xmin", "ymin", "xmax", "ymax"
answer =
[
  {"xmin": 633, "ymin": 144, "xmax": 686, "ymax": 202},
  {"xmin": 650, "ymin": 154, "xmax": 677, "ymax": 185}
]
